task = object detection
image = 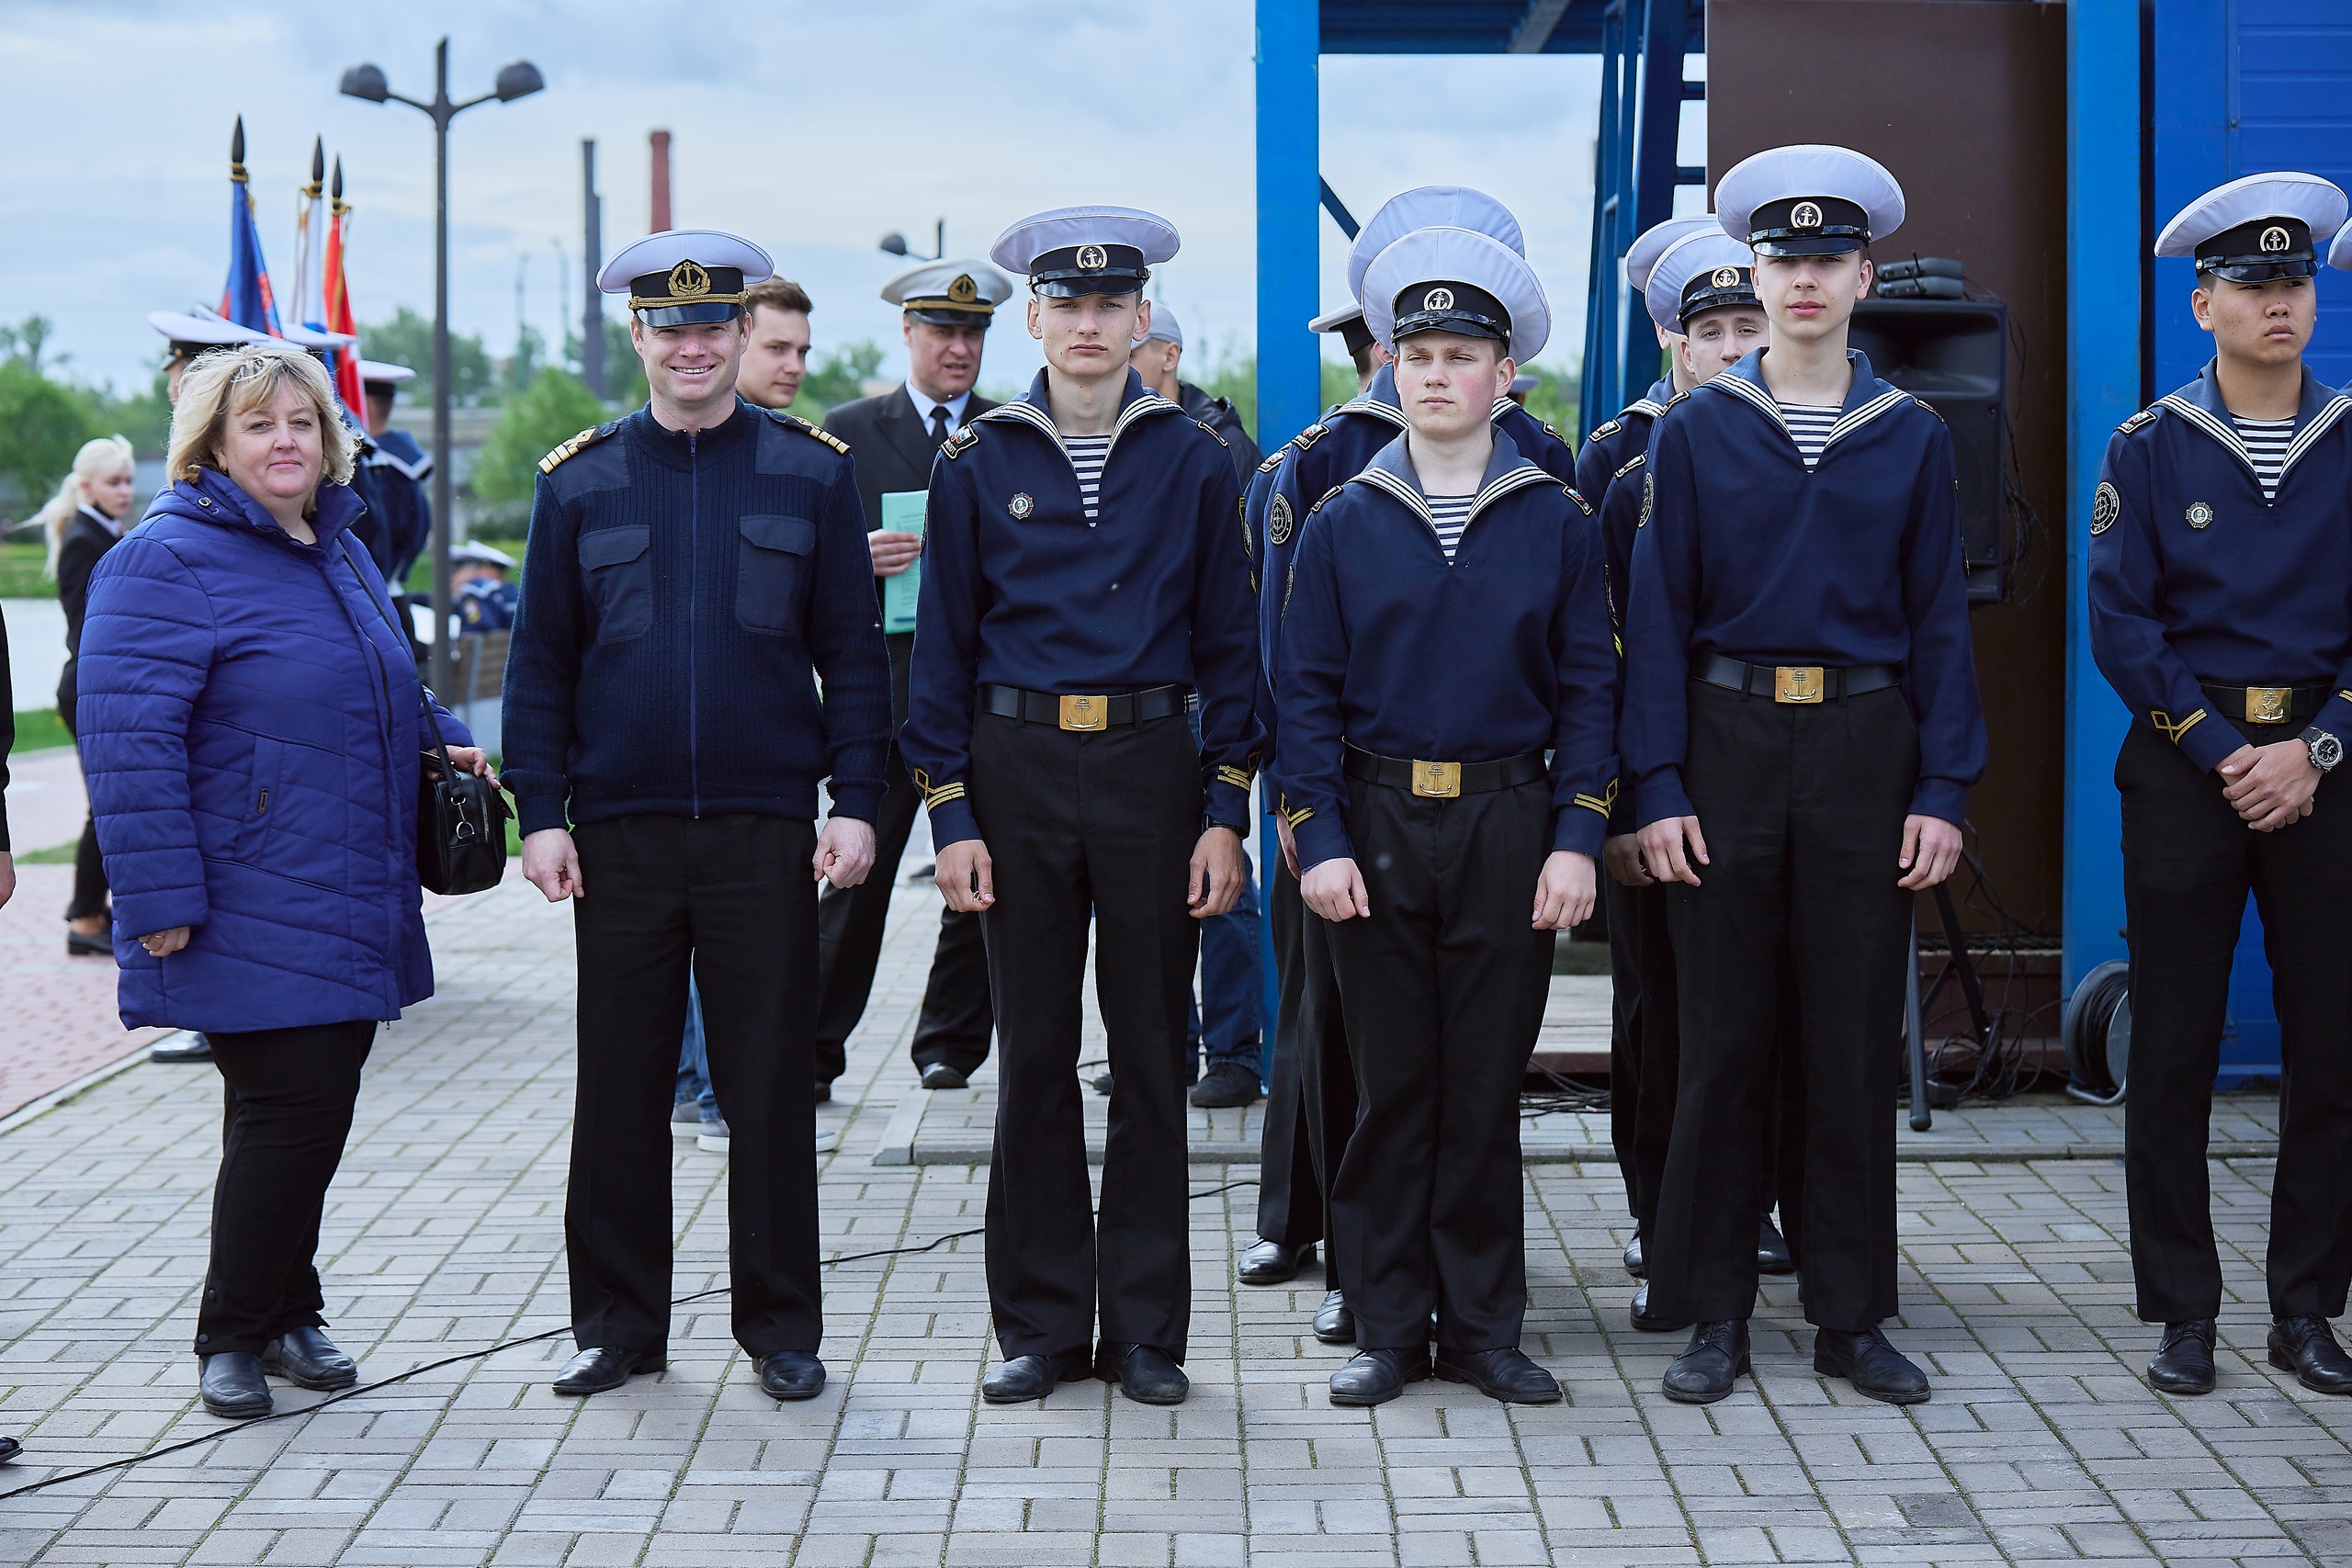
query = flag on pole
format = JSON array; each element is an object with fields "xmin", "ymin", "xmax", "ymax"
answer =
[
  {"xmin": 324, "ymin": 155, "xmax": 364, "ymax": 413},
  {"xmin": 292, "ymin": 137, "xmax": 328, "ymax": 335},
  {"xmin": 220, "ymin": 117, "xmax": 284, "ymax": 336}
]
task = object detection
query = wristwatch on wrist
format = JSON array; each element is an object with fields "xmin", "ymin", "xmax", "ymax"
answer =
[{"xmin": 2302, "ymin": 727, "xmax": 2343, "ymax": 773}]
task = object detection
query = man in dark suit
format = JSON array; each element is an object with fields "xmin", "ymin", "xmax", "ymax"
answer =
[{"xmin": 816, "ymin": 258, "xmax": 1014, "ymax": 1092}]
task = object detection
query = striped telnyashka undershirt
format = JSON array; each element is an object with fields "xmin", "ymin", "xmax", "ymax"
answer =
[
  {"xmin": 1778, "ymin": 401, "xmax": 1841, "ymax": 469},
  {"xmin": 1426, "ymin": 492, "xmax": 1476, "ymax": 560},
  {"xmin": 2232, "ymin": 413, "xmax": 2295, "ymax": 502},
  {"xmin": 1063, "ymin": 434, "xmax": 1111, "ymax": 521}
]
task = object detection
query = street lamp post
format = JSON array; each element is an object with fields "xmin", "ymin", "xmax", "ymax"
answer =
[{"xmin": 341, "ymin": 39, "xmax": 543, "ymax": 696}]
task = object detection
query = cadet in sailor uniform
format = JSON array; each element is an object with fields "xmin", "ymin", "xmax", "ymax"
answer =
[
  {"xmin": 1573, "ymin": 215, "xmax": 1718, "ymax": 503},
  {"xmin": 2090, "ymin": 174, "xmax": 2352, "ymax": 1399},
  {"xmin": 1599, "ymin": 228, "xmax": 1792, "ymax": 1336},
  {"xmin": 1625, "ymin": 146, "xmax": 1985, "ymax": 1406},
  {"xmin": 1280, "ymin": 227, "xmax": 1615, "ymax": 1408},
  {"xmin": 901, "ymin": 208, "xmax": 1257, "ymax": 1408},
  {"xmin": 1235, "ymin": 186, "xmax": 1546, "ymax": 1348},
  {"xmin": 359, "ymin": 360, "xmax": 434, "ymax": 589}
]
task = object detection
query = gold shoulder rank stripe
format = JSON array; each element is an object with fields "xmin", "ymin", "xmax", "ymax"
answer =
[
  {"xmin": 1612, "ymin": 453, "xmax": 1645, "ymax": 479},
  {"xmin": 769, "ymin": 410, "xmax": 850, "ymax": 455},
  {"xmin": 2118, "ymin": 407, "xmax": 2159, "ymax": 436},
  {"xmin": 1216, "ymin": 764, "xmax": 1253, "ymax": 790},
  {"xmin": 538, "ymin": 424, "xmax": 610, "ymax": 474},
  {"xmin": 2150, "ymin": 708, "xmax": 2207, "ymax": 744},
  {"xmin": 1195, "ymin": 418, "xmax": 1229, "ymax": 448},
  {"xmin": 1257, "ymin": 447, "xmax": 1287, "ymax": 474}
]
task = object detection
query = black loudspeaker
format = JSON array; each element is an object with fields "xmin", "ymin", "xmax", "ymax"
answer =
[{"xmin": 1849, "ymin": 297, "xmax": 2008, "ymax": 604}]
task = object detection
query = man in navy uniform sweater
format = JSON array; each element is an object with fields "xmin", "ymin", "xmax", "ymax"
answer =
[
  {"xmin": 1573, "ymin": 215, "xmax": 1716, "ymax": 505},
  {"xmin": 1281, "ymin": 225, "xmax": 1615, "ymax": 1407},
  {"xmin": 902, "ymin": 207, "xmax": 1257, "ymax": 1408},
  {"xmin": 1626, "ymin": 147, "xmax": 1984, "ymax": 1406},
  {"xmin": 2090, "ymin": 174, "xmax": 2352, "ymax": 1399},
  {"xmin": 503, "ymin": 230, "xmax": 891, "ymax": 1405}
]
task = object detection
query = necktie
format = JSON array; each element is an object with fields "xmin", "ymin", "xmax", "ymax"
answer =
[{"xmin": 929, "ymin": 405, "xmax": 951, "ymax": 446}]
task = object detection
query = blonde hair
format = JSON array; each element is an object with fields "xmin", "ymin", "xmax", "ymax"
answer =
[
  {"xmin": 36, "ymin": 434, "xmax": 136, "ymax": 579},
  {"xmin": 165, "ymin": 343, "xmax": 356, "ymax": 501}
]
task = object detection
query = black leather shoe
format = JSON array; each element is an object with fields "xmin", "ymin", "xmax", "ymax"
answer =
[
  {"xmin": 198, "ymin": 1353, "xmax": 272, "ymax": 1418},
  {"xmin": 551, "ymin": 1346, "xmax": 665, "ymax": 1396},
  {"xmin": 0, "ymin": 1435, "xmax": 17, "ymax": 1464},
  {"xmin": 756, "ymin": 1351, "xmax": 826, "ymax": 1401},
  {"xmin": 1663, "ymin": 1321, "xmax": 1750, "ymax": 1404},
  {"xmin": 152, "ymin": 1032, "xmax": 213, "ymax": 1064},
  {"xmin": 1815, "ymin": 1326, "xmax": 1930, "ymax": 1404},
  {"xmin": 66, "ymin": 929, "xmax": 110, "ymax": 956},
  {"xmin": 2268, "ymin": 1315, "xmax": 2352, "ymax": 1394},
  {"xmin": 1435, "ymin": 1346, "xmax": 1562, "ymax": 1404},
  {"xmin": 1329, "ymin": 1348, "xmax": 1428, "ymax": 1406},
  {"xmin": 1237, "ymin": 1237, "xmax": 1311, "ymax": 1284},
  {"xmin": 1631, "ymin": 1281, "xmax": 1690, "ymax": 1333},
  {"xmin": 1758, "ymin": 1215, "xmax": 1796, "ymax": 1275},
  {"xmin": 1623, "ymin": 1230, "xmax": 1645, "ymax": 1279},
  {"xmin": 813, "ymin": 1080, "xmax": 832, "ymax": 1104},
  {"xmin": 1313, "ymin": 1291, "xmax": 1355, "ymax": 1345},
  {"xmin": 1095, "ymin": 1342, "xmax": 1188, "ymax": 1404},
  {"xmin": 1190, "ymin": 1061, "xmax": 1263, "ymax": 1108},
  {"xmin": 2148, "ymin": 1318, "xmax": 2216, "ymax": 1394},
  {"xmin": 919, "ymin": 1062, "xmax": 968, "ymax": 1090},
  {"xmin": 981, "ymin": 1349, "xmax": 1091, "ymax": 1404},
  {"xmin": 261, "ymin": 1325, "xmax": 356, "ymax": 1391}
]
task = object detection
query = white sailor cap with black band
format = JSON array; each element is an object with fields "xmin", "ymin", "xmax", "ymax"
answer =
[
  {"xmin": 1345, "ymin": 186, "xmax": 1525, "ymax": 307},
  {"xmin": 451, "ymin": 540, "xmax": 517, "ymax": 570},
  {"xmin": 1716, "ymin": 144, "xmax": 1905, "ymax": 257},
  {"xmin": 1362, "ymin": 226, "xmax": 1551, "ymax": 363},
  {"xmin": 2160, "ymin": 173, "xmax": 2347, "ymax": 283},
  {"xmin": 358, "ymin": 360, "xmax": 417, "ymax": 389},
  {"xmin": 881, "ymin": 258, "xmax": 1014, "ymax": 326},
  {"xmin": 279, "ymin": 321, "xmax": 359, "ymax": 358},
  {"xmin": 148, "ymin": 310, "xmax": 269, "ymax": 363},
  {"xmin": 1309, "ymin": 302, "xmax": 1376, "ymax": 358},
  {"xmin": 989, "ymin": 207, "xmax": 1180, "ymax": 298},
  {"xmin": 2328, "ymin": 210, "xmax": 2352, "ymax": 274},
  {"xmin": 1624, "ymin": 216, "xmax": 1720, "ymax": 299},
  {"xmin": 597, "ymin": 230, "xmax": 775, "ymax": 326},
  {"xmin": 1646, "ymin": 231, "xmax": 1760, "ymax": 332}
]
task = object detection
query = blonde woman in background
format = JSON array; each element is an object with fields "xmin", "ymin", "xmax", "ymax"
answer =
[{"xmin": 36, "ymin": 434, "xmax": 137, "ymax": 956}]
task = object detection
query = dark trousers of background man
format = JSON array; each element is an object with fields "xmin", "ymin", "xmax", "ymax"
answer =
[
  {"xmin": 1649, "ymin": 683, "xmax": 1916, "ymax": 1331},
  {"xmin": 1609, "ymin": 873, "xmax": 1807, "ymax": 1256},
  {"xmin": 1253, "ymin": 859, "xmax": 1358, "ymax": 1269},
  {"xmin": 569, "ymin": 814, "xmax": 823, "ymax": 1358},
  {"xmin": 195, "ymin": 1021, "xmax": 377, "ymax": 1355},
  {"xmin": 971, "ymin": 711, "xmax": 1198, "ymax": 1361},
  {"xmin": 812, "ymin": 731, "xmax": 995, "ymax": 1086},
  {"xmin": 1187, "ymin": 710, "xmax": 1263, "ymax": 1080},
  {"xmin": 1327, "ymin": 778, "xmax": 1555, "ymax": 1352},
  {"xmin": 2119, "ymin": 718, "xmax": 2352, "ymax": 1323}
]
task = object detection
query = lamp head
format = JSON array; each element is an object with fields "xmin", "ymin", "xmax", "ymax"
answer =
[
  {"xmin": 493, "ymin": 60, "xmax": 544, "ymax": 102},
  {"xmin": 339, "ymin": 62, "xmax": 390, "ymax": 103},
  {"xmin": 878, "ymin": 233, "xmax": 910, "ymax": 257}
]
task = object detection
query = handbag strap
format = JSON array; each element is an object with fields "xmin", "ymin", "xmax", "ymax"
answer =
[{"xmin": 338, "ymin": 535, "xmax": 458, "ymax": 777}]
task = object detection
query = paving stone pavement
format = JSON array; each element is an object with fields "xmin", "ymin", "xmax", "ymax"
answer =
[{"xmin": 0, "ymin": 869, "xmax": 2346, "ymax": 1566}]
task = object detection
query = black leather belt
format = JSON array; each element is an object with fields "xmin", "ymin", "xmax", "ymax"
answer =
[
  {"xmin": 2199, "ymin": 681, "xmax": 2331, "ymax": 726},
  {"xmin": 980, "ymin": 682, "xmax": 1190, "ymax": 732},
  {"xmin": 1344, "ymin": 743, "xmax": 1545, "ymax": 799},
  {"xmin": 1693, "ymin": 652, "xmax": 1903, "ymax": 705}
]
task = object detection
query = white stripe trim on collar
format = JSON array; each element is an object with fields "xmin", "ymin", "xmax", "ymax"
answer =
[
  {"xmin": 1351, "ymin": 462, "xmax": 1555, "ymax": 546},
  {"xmin": 1703, "ymin": 374, "xmax": 1913, "ymax": 460}
]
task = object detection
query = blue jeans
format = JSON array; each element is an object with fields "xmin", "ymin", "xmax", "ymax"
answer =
[
  {"xmin": 1187, "ymin": 710, "xmax": 1265, "ymax": 1078},
  {"xmin": 673, "ymin": 976, "xmax": 719, "ymax": 1123}
]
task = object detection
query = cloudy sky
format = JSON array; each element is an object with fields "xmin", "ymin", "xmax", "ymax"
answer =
[{"xmin": 3, "ymin": 2, "xmax": 1705, "ymax": 400}]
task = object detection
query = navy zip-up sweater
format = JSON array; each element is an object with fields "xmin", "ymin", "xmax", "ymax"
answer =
[
  {"xmin": 503, "ymin": 400, "xmax": 892, "ymax": 835},
  {"xmin": 1277, "ymin": 432, "xmax": 1618, "ymax": 869}
]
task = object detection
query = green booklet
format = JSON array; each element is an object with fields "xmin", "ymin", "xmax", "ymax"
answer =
[{"xmin": 880, "ymin": 491, "xmax": 925, "ymax": 634}]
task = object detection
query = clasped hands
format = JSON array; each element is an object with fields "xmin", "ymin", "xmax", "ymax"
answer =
[{"xmin": 2216, "ymin": 740, "xmax": 2320, "ymax": 832}]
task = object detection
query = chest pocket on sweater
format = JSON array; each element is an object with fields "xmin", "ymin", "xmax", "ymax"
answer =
[
  {"xmin": 578, "ymin": 525, "xmax": 651, "ymax": 643},
  {"xmin": 737, "ymin": 514, "xmax": 816, "ymax": 636}
]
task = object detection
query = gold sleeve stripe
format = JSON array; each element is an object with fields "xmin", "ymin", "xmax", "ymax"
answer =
[
  {"xmin": 923, "ymin": 783, "xmax": 967, "ymax": 808},
  {"xmin": 2150, "ymin": 708, "xmax": 2207, "ymax": 745},
  {"xmin": 2339, "ymin": 690, "xmax": 2352, "ymax": 705},
  {"xmin": 1283, "ymin": 805, "xmax": 1315, "ymax": 827},
  {"xmin": 1216, "ymin": 765, "xmax": 1254, "ymax": 790},
  {"xmin": 1574, "ymin": 795, "xmax": 1612, "ymax": 816}
]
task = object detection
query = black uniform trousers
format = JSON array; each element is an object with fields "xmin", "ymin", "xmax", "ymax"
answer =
[
  {"xmin": 1328, "ymin": 777, "xmax": 1555, "ymax": 1352},
  {"xmin": 971, "ymin": 711, "xmax": 1199, "ymax": 1360},
  {"xmin": 195, "ymin": 1020, "xmax": 377, "ymax": 1356},
  {"xmin": 1608, "ymin": 874, "xmax": 1808, "ymax": 1248},
  {"xmin": 569, "ymin": 814, "xmax": 822, "ymax": 1358},
  {"xmin": 1254, "ymin": 862, "xmax": 1360, "ymax": 1278},
  {"xmin": 1650, "ymin": 682, "xmax": 1916, "ymax": 1330},
  {"xmin": 2119, "ymin": 717, "xmax": 2352, "ymax": 1323}
]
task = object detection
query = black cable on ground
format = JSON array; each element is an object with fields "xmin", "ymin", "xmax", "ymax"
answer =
[{"xmin": 0, "ymin": 1179, "xmax": 1260, "ymax": 1499}]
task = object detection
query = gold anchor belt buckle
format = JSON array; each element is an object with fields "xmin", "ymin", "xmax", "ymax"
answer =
[
  {"xmin": 1058, "ymin": 694, "xmax": 1108, "ymax": 731},
  {"xmin": 1411, "ymin": 761, "xmax": 1462, "ymax": 798},
  {"xmin": 1775, "ymin": 666, "xmax": 1826, "ymax": 705},
  {"xmin": 2245, "ymin": 686, "xmax": 2292, "ymax": 724}
]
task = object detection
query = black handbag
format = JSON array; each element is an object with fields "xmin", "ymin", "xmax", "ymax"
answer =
[{"xmin": 343, "ymin": 536, "xmax": 509, "ymax": 895}]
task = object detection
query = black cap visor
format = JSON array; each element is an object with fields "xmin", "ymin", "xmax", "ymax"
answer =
[
  {"xmin": 2198, "ymin": 217, "xmax": 2319, "ymax": 282},
  {"xmin": 628, "ymin": 263, "xmax": 749, "ymax": 326},
  {"xmin": 905, "ymin": 303, "xmax": 996, "ymax": 327},
  {"xmin": 636, "ymin": 300, "xmax": 747, "ymax": 328},
  {"xmin": 1391, "ymin": 280, "xmax": 1510, "ymax": 346},
  {"xmin": 1028, "ymin": 243, "xmax": 1148, "ymax": 298},
  {"xmin": 1747, "ymin": 196, "xmax": 1871, "ymax": 257},
  {"xmin": 1339, "ymin": 317, "xmax": 1376, "ymax": 357},
  {"xmin": 1678, "ymin": 268, "xmax": 1759, "ymax": 328}
]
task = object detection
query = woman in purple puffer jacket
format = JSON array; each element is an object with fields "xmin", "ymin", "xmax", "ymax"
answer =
[{"xmin": 77, "ymin": 343, "xmax": 493, "ymax": 1421}]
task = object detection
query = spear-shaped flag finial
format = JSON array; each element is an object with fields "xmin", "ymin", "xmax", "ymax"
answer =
[
  {"xmin": 230, "ymin": 115, "xmax": 247, "ymax": 182},
  {"xmin": 331, "ymin": 154, "xmax": 344, "ymax": 204}
]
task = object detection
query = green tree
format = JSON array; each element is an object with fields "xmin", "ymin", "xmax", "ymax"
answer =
[
  {"xmin": 92, "ymin": 371, "xmax": 175, "ymax": 458},
  {"xmin": 1514, "ymin": 360, "xmax": 1584, "ymax": 439},
  {"xmin": 0, "ymin": 357, "xmax": 99, "ymax": 517},
  {"xmin": 797, "ymin": 341, "xmax": 884, "ymax": 421},
  {"xmin": 504, "ymin": 322, "xmax": 546, "ymax": 400},
  {"xmin": 472, "ymin": 367, "xmax": 609, "ymax": 510},
  {"xmin": 601, "ymin": 319, "xmax": 647, "ymax": 408},
  {"xmin": 358, "ymin": 307, "xmax": 496, "ymax": 406}
]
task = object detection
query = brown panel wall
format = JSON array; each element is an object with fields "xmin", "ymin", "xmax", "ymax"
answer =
[{"xmin": 1706, "ymin": 0, "xmax": 2069, "ymax": 933}]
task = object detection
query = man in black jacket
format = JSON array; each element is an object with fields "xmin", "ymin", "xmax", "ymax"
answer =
[
  {"xmin": 1128, "ymin": 301, "xmax": 1262, "ymax": 481},
  {"xmin": 816, "ymin": 258, "xmax": 1012, "ymax": 1092},
  {"xmin": 505, "ymin": 230, "xmax": 891, "ymax": 1405}
]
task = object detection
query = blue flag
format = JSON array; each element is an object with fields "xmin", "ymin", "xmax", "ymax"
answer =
[{"xmin": 219, "ymin": 117, "xmax": 283, "ymax": 337}]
